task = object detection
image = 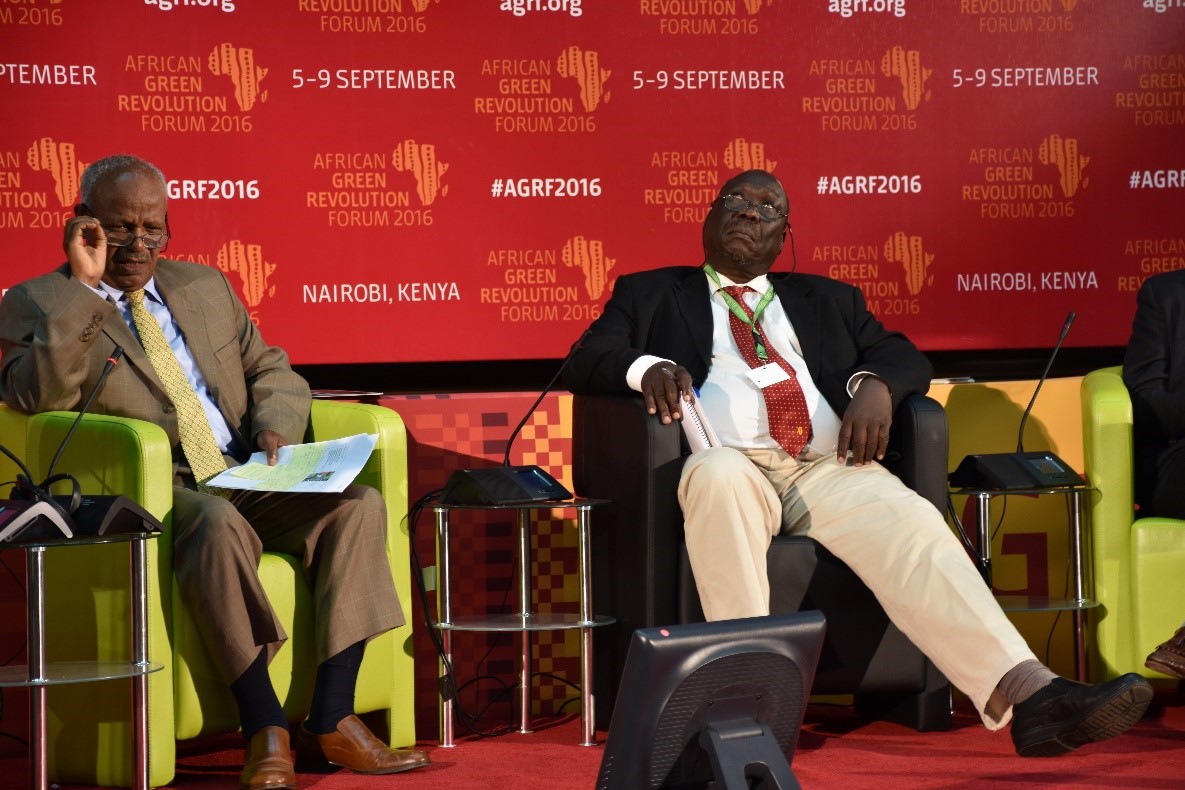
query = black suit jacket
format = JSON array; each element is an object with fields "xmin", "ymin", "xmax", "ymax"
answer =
[
  {"xmin": 1122, "ymin": 269, "xmax": 1185, "ymax": 514},
  {"xmin": 563, "ymin": 266, "xmax": 933, "ymax": 418}
]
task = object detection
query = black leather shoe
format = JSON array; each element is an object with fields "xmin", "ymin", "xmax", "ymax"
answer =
[{"xmin": 1011, "ymin": 674, "xmax": 1153, "ymax": 757}]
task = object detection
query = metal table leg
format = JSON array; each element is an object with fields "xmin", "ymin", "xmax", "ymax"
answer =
[
  {"xmin": 576, "ymin": 506, "xmax": 596, "ymax": 746},
  {"xmin": 436, "ymin": 509, "xmax": 456, "ymax": 747},
  {"xmin": 1068, "ymin": 489, "xmax": 1088, "ymax": 682},
  {"xmin": 975, "ymin": 493, "xmax": 992, "ymax": 587},
  {"xmin": 131, "ymin": 539, "xmax": 149, "ymax": 790},
  {"xmin": 27, "ymin": 547, "xmax": 46, "ymax": 790},
  {"xmin": 517, "ymin": 510, "xmax": 533, "ymax": 735}
]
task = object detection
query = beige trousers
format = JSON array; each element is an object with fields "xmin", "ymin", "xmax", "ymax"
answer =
[{"xmin": 678, "ymin": 446, "xmax": 1036, "ymax": 729}]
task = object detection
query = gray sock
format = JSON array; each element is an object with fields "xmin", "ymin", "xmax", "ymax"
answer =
[{"xmin": 997, "ymin": 659, "xmax": 1059, "ymax": 706}]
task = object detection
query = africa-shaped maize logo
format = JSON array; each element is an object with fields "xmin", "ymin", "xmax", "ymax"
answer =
[
  {"xmin": 26, "ymin": 137, "xmax": 84, "ymax": 207},
  {"xmin": 723, "ymin": 139, "xmax": 777, "ymax": 174},
  {"xmin": 884, "ymin": 232, "xmax": 934, "ymax": 296},
  {"xmin": 217, "ymin": 240, "xmax": 276, "ymax": 315},
  {"xmin": 1038, "ymin": 134, "xmax": 1089, "ymax": 198},
  {"xmin": 209, "ymin": 43, "xmax": 268, "ymax": 112},
  {"xmin": 557, "ymin": 46, "xmax": 610, "ymax": 112},
  {"xmin": 563, "ymin": 236, "xmax": 615, "ymax": 300},
  {"xmin": 391, "ymin": 140, "xmax": 449, "ymax": 206},
  {"xmin": 881, "ymin": 46, "xmax": 931, "ymax": 111}
]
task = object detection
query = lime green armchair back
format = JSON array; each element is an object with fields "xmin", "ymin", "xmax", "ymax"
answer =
[
  {"xmin": 1081, "ymin": 367, "xmax": 1185, "ymax": 682},
  {"xmin": 0, "ymin": 400, "xmax": 415, "ymax": 788}
]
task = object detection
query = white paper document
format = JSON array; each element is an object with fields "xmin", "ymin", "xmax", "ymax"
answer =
[{"xmin": 205, "ymin": 433, "xmax": 379, "ymax": 493}]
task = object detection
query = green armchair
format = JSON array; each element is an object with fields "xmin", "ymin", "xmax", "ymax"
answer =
[
  {"xmin": 1081, "ymin": 366, "xmax": 1185, "ymax": 682},
  {"xmin": 0, "ymin": 399, "xmax": 416, "ymax": 788}
]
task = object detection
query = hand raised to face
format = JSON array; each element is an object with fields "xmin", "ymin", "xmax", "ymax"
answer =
[{"xmin": 63, "ymin": 215, "xmax": 109, "ymax": 288}]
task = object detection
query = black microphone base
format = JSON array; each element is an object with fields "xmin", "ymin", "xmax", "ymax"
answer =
[
  {"xmin": 54, "ymin": 495, "xmax": 164, "ymax": 536},
  {"xmin": 949, "ymin": 451, "xmax": 1087, "ymax": 491},
  {"xmin": 440, "ymin": 466, "xmax": 573, "ymax": 506}
]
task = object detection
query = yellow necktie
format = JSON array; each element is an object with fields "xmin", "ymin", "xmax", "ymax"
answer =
[{"xmin": 126, "ymin": 289, "xmax": 228, "ymax": 489}]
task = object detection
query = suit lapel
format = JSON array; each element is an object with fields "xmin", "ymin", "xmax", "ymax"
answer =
[
  {"xmin": 99, "ymin": 288, "xmax": 171, "ymax": 400},
  {"xmin": 772, "ymin": 275, "xmax": 822, "ymax": 380},
  {"xmin": 675, "ymin": 269, "xmax": 715, "ymax": 371},
  {"xmin": 154, "ymin": 263, "xmax": 223, "ymax": 397}
]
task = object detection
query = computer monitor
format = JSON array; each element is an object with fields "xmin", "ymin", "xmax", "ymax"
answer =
[{"xmin": 595, "ymin": 611, "xmax": 826, "ymax": 790}]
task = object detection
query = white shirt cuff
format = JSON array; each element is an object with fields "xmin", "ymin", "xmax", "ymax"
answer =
[{"xmin": 626, "ymin": 355, "xmax": 673, "ymax": 392}]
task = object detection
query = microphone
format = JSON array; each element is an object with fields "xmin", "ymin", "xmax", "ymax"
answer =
[
  {"xmin": 44, "ymin": 346, "xmax": 124, "ymax": 481},
  {"xmin": 4, "ymin": 344, "xmax": 162, "ymax": 540},
  {"xmin": 1015, "ymin": 312, "xmax": 1073, "ymax": 454},
  {"xmin": 948, "ymin": 312, "xmax": 1087, "ymax": 491},
  {"xmin": 439, "ymin": 330, "xmax": 591, "ymax": 506}
]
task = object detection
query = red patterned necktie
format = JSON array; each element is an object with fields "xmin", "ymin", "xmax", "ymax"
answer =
[{"xmin": 723, "ymin": 285, "xmax": 813, "ymax": 456}]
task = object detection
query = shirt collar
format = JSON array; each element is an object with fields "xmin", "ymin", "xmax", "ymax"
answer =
[
  {"xmin": 99, "ymin": 278, "xmax": 162, "ymax": 304},
  {"xmin": 703, "ymin": 268, "xmax": 772, "ymax": 295}
]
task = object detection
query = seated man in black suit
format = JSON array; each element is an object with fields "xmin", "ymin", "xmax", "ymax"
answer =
[
  {"xmin": 1123, "ymin": 269, "xmax": 1185, "ymax": 679},
  {"xmin": 563, "ymin": 169, "xmax": 1153, "ymax": 756}
]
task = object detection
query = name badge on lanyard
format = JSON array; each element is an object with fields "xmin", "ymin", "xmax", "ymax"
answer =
[{"xmin": 747, "ymin": 362, "xmax": 791, "ymax": 389}]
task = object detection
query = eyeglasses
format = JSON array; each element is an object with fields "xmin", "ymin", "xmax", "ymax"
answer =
[
  {"xmin": 103, "ymin": 227, "xmax": 170, "ymax": 249},
  {"xmin": 717, "ymin": 194, "xmax": 788, "ymax": 223}
]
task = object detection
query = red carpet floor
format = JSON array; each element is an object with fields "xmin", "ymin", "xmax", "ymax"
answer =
[{"xmin": 2, "ymin": 695, "xmax": 1183, "ymax": 788}]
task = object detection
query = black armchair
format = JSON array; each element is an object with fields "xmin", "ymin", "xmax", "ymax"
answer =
[{"xmin": 572, "ymin": 393, "xmax": 952, "ymax": 732}]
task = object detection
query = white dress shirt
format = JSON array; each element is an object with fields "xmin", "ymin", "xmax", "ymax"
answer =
[
  {"xmin": 93, "ymin": 279, "xmax": 236, "ymax": 453},
  {"xmin": 627, "ymin": 269, "xmax": 869, "ymax": 454}
]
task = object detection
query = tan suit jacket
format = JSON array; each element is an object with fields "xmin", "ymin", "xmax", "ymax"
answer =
[
  {"xmin": 0, "ymin": 259, "xmax": 310, "ymax": 457},
  {"xmin": 0, "ymin": 261, "xmax": 401, "ymax": 681}
]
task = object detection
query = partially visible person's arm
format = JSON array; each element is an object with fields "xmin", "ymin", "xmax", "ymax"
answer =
[
  {"xmin": 562, "ymin": 273, "xmax": 647, "ymax": 397},
  {"xmin": 0, "ymin": 218, "xmax": 125, "ymax": 413},
  {"xmin": 225, "ymin": 277, "xmax": 312, "ymax": 448},
  {"xmin": 1124, "ymin": 278, "xmax": 1185, "ymax": 439},
  {"xmin": 0, "ymin": 275, "xmax": 118, "ymax": 414}
]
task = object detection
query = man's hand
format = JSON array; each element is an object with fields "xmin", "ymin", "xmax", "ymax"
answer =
[
  {"xmin": 837, "ymin": 377, "xmax": 892, "ymax": 466},
  {"xmin": 255, "ymin": 430, "xmax": 289, "ymax": 466},
  {"xmin": 63, "ymin": 216, "xmax": 107, "ymax": 288},
  {"xmin": 640, "ymin": 361, "xmax": 693, "ymax": 424}
]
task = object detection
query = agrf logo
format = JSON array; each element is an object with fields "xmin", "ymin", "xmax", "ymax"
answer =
[
  {"xmin": 1038, "ymin": 134, "xmax": 1089, "ymax": 198},
  {"xmin": 26, "ymin": 137, "xmax": 84, "ymax": 208},
  {"xmin": 882, "ymin": 46, "xmax": 931, "ymax": 111},
  {"xmin": 392, "ymin": 140, "xmax": 448, "ymax": 206},
  {"xmin": 724, "ymin": 138, "xmax": 777, "ymax": 173},
  {"xmin": 557, "ymin": 46, "xmax": 610, "ymax": 112},
  {"xmin": 874, "ymin": 232, "xmax": 931, "ymax": 319},
  {"xmin": 885, "ymin": 232, "xmax": 933, "ymax": 298},
  {"xmin": 217, "ymin": 240, "xmax": 276, "ymax": 326},
  {"xmin": 209, "ymin": 42, "xmax": 267, "ymax": 111},
  {"xmin": 563, "ymin": 236, "xmax": 615, "ymax": 300}
]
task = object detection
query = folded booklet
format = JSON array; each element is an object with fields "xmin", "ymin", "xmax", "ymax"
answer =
[{"xmin": 680, "ymin": 389, "xmax": 720, "ymax": 453}]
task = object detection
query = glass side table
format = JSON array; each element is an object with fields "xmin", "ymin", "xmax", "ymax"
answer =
[
  {"xmin": 430, "ymin": 498, "xmax": 614, "ymax": 748},
  {"xmin": 0, "ymin": 531, "xmax": 164, "ymax": 790},
  {"xmin": 951, "ymin": 485, "xmax": 1098, "ymax": 681}
]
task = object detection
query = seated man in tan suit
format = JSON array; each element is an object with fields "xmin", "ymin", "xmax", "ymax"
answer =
[
  {"xmin": 563, "ymin": 169, "xmax": 1154, "ymax": 757},
  {"xmin": 0, "ymin": 154, "xmax": 427, "ymax": 789}
]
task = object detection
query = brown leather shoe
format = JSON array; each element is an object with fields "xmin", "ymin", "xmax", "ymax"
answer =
[
  {"xmin": 296, "ymin": 714, "xmax": 430, "ymax": 775},
  {"xmin": 1146, "ymin": 626, "xmax": 1185, "ymax": 679},
  {"xmin": 240, "ymin": 726, "xmax": 295, "ymax": 790}
]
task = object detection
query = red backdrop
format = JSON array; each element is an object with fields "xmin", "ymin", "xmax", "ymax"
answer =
[{"xmin": 1, "ymin": 0, "xmax": 1183, "ymax": 363}]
